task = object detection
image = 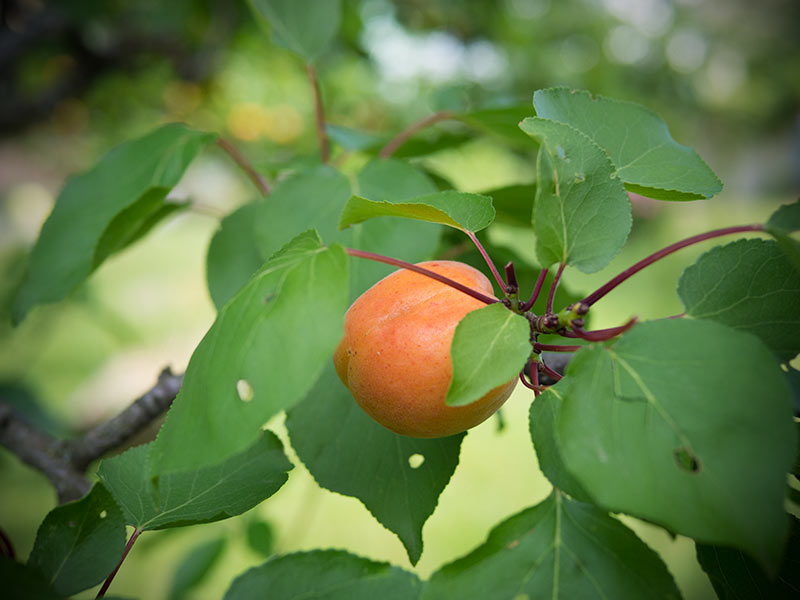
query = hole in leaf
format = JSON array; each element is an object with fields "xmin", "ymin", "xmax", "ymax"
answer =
[
  {"xmin": 408, "ymin": 454, "xmax": 425, "ymax": 469},
  {"xmin": 237, "ymin": 379, "xmax": 254, "ymax": 402},
  {"xmin": 99, "ymin": 510, "xmax": 107, "ymax": 519},
  {"xmin": 673, "ymin": 446, "xmax": 701, "ymax": 473}
]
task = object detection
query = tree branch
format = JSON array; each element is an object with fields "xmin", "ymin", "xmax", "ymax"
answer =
[
  {"xmin": 68, "ymin": 368, "xmax": 183, "ymax": 472},
  {"xmin": 0, "ymin": 367, "xmax": 182, "ymax": 504},
  {"xmin": 0, "ymin": 402, "xmax": 90, "ymax": 504}
]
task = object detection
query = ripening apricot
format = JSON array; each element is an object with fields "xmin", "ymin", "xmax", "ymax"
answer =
[{"xmin": 333, "ymin": 260, "xmax": 517, "ymax": 438}]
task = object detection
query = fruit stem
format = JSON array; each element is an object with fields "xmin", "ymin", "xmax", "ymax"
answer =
[
  {"xmin": 379, "ymin": 110, "xmax": 454, "ymax": 158},
  {"xmin": 215, "ymin": 138, "xmax": 271, "ymax": 196},
  {"xmin": 546, "ymin": 262, "xmax": 565, "ymax": 313},
  {"xmin": 96, "ymin": 527, "xmax": 142, "ymax": 598},
  {"xmin": 345, "ymin": 248, "xmax": 498, "ymax": 305},
  {"xmin": 305, "ymin": 63, "xmax": 330, "ymax": 164},
  {"xmin": 582, "ymin": 224, "xmax": 765, "ymax": 306},
  {"xmin": 521, "ymin": 268, "xmax": 549, "ymax": 312},
  {"xmin": 466, "ymin": 230, "xmax": 508, "ymax": 293}
]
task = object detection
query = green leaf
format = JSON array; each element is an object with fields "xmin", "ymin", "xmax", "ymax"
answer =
[
  {"xmin": 246, "ymin": 519, "xmax": 275, "ymax": 558},
  {"xmin": 150, "ymin": 232, "xmax": 348, "ymax": 474},
  {"xmin": 446, "ymin": 304, "xmax": 529, "ymax": 407},
  {"xmin": 422, "ymin": 491, "xmax": 681, "ymax": 600},
  {"xmin": 678, "ymin": 239, "xmax": 800, "ymax": 362},
  {"xmin": 459, "ymin": 105, "xmax": 534, "ymax": 148},
  {"xmin": 520, "ymin": 117, "xmax": 631, "ymax": 272},
  {"xmin": 552, "ymin": 319, "xmax": 796, "ymax": 574},
  {"xmin": 168, "ymin": 537, "xmax": 227, "ymax": 600},
  {"xmin": 247, "ymin": 0, "xmax": 341, "ymax": 61},
  {"xmin": 697, "ymin": 515, "xmax": 800, "ymax": 600},
  {"xmin": 533, "ymin": 87, "xmax": 723, "ymax": 200},
  {"xmin": 224, "ymin": 550, "xmax": 421, "ymax": 599},
  {"xmin": 326, "ymin": 124, "xmax": 383, "ymax": 152},
  {"xmin": 286, "ymin": 365, "xmax": 464, "ymax": 565},
  {"xmin": 347, "ymin": 160, "xmax": 441, "ymax": 296},
  {"xmin": 98, "ymin": 432, "xmax": 292, "ymax": 530},
  {"xmin": 484, "ymin": 184, "xmax": 536, "ymax": 225},
  {"xmin": 254, "ymin": 166, "xmax": 352, "ymax": 261},
  {"xmin": 13, "ymin": 123, "xmax": 215, "ymax": 323},
  {"xmin": 94, "ymin": 194, "xmax": 188, "ymax": 269},
  {"xmin": 209, "ymin": 166, "xmax": 350, "ymax": 310},
  {"xmin": 529, "ymin": 391, "xmax": 592, "ymax": 503},
  {"xmin": 0, "ymin": 558, "xmax": 63, "ymax": 600},
  {"xmin": 765, "ymin": 199, "xmax": 800, "ymax": 271},
  {"xmin": 27, "ymin": 483, "xmax": 126, "ymax": 596},
  {"xmin": 206, "ymin": 202, "xmax": 265, "ymax": 309},
  {"xmin": 210, "ymin": 162, "xmax": 439, "ymax": 309},
  {"xmin": 339, "ymin": 190, "xmax": 495, "ymax": 233}
]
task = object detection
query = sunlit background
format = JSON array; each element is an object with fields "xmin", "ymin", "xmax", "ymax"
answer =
[{"xmin": 1, "ymin": 0, "xmax": 798, "ymax": 597}]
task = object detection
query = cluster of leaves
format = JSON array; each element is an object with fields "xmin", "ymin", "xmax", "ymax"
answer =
[{"xmin": 4, "ymin": 1, "xmax": 800, "ymax": 598}]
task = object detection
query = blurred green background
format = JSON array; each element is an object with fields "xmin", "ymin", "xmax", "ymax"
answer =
[{"xmin": 1, "ymin": 0, "xmax": 798, "ymax": 597}]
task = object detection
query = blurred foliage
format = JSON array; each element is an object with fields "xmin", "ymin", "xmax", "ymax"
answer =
[{"xmin": 1, "ymin": 0, "xmax": 798, "ymax": 182}]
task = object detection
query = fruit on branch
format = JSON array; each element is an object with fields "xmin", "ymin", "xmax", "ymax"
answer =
[{"xmin": 334, "ymin": 260, "xmax": 517, "ymax": 438}]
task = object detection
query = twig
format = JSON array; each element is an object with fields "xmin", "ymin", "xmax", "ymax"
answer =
[
  {"xmin": 345, "ymin": 248, "xmax": 498, "ymax": 305},
  {"xmin": 563, "ymin": 317, "xmax": 638, "ymax": 342},
  {"xmin": 534, "ymin": 343, "xmax": 582, "ymax": 353},
  {"xmin": 538, "ymin": 360, "xmax": 563, "ymax": 382},
  {"xmin": 216, "ymin": 138, "xmax": 271, "ymax": 196},
  {"xmin": 305, "ymin": 63, "xmax": 330, "ymax": 163},
  {"xmin": 582, "ymin": 224, "xmax": 764, "ymax": 306},
  {"xmin": 504, "ymin": 262, "xmax": 518, "ymax": 294},
  {"xmin": 96, "ymin": 527, "xmax": 142, "ymax": 598},
  {"xmin": 521, "ymin": 268, "xmax": 548, "ymax": 312},
  {"xmin": 69, "ymin": 368, "xmax": 183, "ymax": 472},
  {"xmin": 379, "ymin": 110, "xmax": 454, "ymax": 159},
  {"xmin": 466, "ymin": 231, "xmax": 506, "ymax": 292},
  {"xmin": 0, "ymin": 368, "xmax": 182, "ymax": 504}
]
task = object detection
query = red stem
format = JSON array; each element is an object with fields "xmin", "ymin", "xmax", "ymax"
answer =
[
  {"xmin": 582, "ymin": 224, "xmax": 764, "ymax": 306},
  {"xmin": 504, "ymin": 262, "xmax": 518, "ymax": 293},
  {"xmin": 345, "ymin": 248, "xmax": 498, "ymax": 305},
  {"xmin": 96, "ymin": 527, "xmax": 142, "ymax": 598},
  {"xmin": 563, "ymin": 317, "xmax": 638, "ymax": 342},
  {"xmin": 379, "ymin": 110, "xmax": 454, "ymax": 158},
  {"xmin": 546, "ymin": 263, "xmax": 565, "ymax": 313},
  {"xmin": 466, "ymin": 230, "xmax": 507, "ymax": 292},
  {"xmin": 306, "ymin": 63, "xmax": 330, "ymax": 163},
  {"xmin": 539, "ymin": 360, "xmax": 563, "ymax": 382},
  {"xmin": 534, "ymin": 343, "xmax": 582, "ymax": 353},
  {"xmin": 521, "ymin": 268, "xmax": 548, "ymax": 312}
]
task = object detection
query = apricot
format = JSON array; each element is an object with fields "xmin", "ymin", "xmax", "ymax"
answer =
[{"xmin": 333, "ymin": 260, "xmax": 517, "ymax": 438}]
